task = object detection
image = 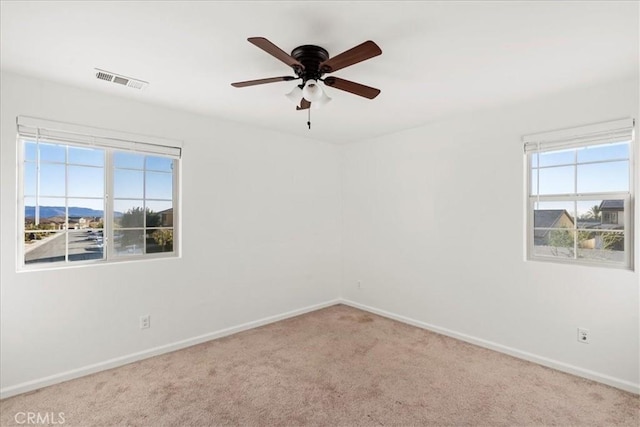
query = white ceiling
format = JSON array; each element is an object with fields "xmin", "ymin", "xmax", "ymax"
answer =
[{"xmin": 1, "ymin": 1, "xmax": 638, "ymax": 144}]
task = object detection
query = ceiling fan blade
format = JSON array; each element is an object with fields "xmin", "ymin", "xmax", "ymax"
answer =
[
  {"xmin": 248, "ymin": 37, "xmax": 305, "ymax": 70},
  {"xmin": 231, "ymin": 76, "xmax": 297, "ymax": 88},
  {"xmin": 296, "ymin": 99, "xmax": 311, "ymax": 110},
  {"xmin": 319, "ymin": 40, "xmax": 382, "ymax": 73},
  {"xmin": 323, "ymin": 77, "xmax": 381, "ymax": 99}
]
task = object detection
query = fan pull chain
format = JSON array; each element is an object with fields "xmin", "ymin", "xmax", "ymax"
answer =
[{"xmin": 307, "ymin": 108, "xmax": 311, "ymax": 130}]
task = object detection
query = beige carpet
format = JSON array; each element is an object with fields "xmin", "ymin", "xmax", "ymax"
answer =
[{"xmin": 1, "ymin": 304, "xmax": 638, "ymax": 426}]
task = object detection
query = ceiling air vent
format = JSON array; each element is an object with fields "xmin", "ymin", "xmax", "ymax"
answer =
[{"xmin": 94, "ymin": 68, "xmax": 148, "ymax": 90}]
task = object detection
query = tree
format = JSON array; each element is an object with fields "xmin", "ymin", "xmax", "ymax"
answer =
[
  {"xmin": 24, "ymin": 223, "xmax": 56, "ymax": 242},
  {"xmin": 548, "ymin": 227, "xmax": 574, "ymax": 257},
  {"xmin": 578, "ymin": 205, "xmax": 602, "ymax": 221},
  {"xmin": 90, "ymin": 219, "xmax": 104, "ymax": 229},
  {"xmin": 152, "ymin": 229, "xmax": 173, "ymax": 252},
  {"xmin": 118, "ymin": 207, "xmax": 161, "ymax": 250},
  {"xmin": 120, "ymin": 207, "xmax": 144, "ymax": 228},
  {"xmin": 588, "ymin": 205, "xmax": 601, "ymax": 220},
  {"xmin": 146, "ymin": 210, "xmax": 161, "ymax": 228},
  {"xmin": 602, "ymin": 232, "xmax": 623, "ymax": 251},
  {"xmin": 119, "ymin": 207, "xmax": 161, "ymax": 228}
]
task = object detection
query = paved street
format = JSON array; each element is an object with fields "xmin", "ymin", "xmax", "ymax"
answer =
[{"xmin": 25, "ymin": 230, "xmax": 104, "ymax": 264}]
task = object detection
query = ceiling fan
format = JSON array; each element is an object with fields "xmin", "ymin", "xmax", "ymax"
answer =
[{"xmin": 231, "ymin": 37, "xmax": 382, "ymax": 114}]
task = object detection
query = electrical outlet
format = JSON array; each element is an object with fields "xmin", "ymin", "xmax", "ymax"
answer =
[
  {"xmin": 140, "ymin": 315, "xmax": 150, "ymax": 330},
  {"xmin": 577, "ymin": 328, "xmax": 589, "ymax": 343}
]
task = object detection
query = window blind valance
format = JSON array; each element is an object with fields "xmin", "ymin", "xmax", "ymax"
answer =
[
  {"xmin": 523, "ymin": 118, "xmax": 634, "ymax": 153},
  {"xmin": 17, "ymin": 116, "xmax": 183, "ymax": 159}
]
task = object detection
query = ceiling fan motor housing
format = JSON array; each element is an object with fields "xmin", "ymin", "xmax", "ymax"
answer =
[{"xmin": 290, "ymin": 45, "xmax": 329, "ymax": 83}]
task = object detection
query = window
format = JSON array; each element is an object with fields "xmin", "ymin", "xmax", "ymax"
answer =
[
  {"xmin": 602, "ymin": 211, "xmax": 618, "ymax": 224},
  {"xmin": 18, "ymin": 117, "xmax": 181, "ymax": 269},
  {"xmin": 524, "ymin": 118, "xmax": 634, "ymax": 269}
]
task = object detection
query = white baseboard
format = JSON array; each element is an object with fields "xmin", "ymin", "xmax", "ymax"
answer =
[
  {"xmin": 0, "ymin": 299, "xmax": 341, "ymax": 400},
  {"xmin": 4, "ymin": 298, "xmax": 637, "ymax": 399},
  {"xmin": 339, "ymin": 299, "xmax": 640, "ymax": 395}
]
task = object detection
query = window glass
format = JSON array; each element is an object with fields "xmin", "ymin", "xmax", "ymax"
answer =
[
  {"xmin": 20, "ymin": 137, "xmax": 178, "ymax": 268},
  {"xmin": 68, "ymin": 166, "xmax": 104, "ymax": 197},
  {"xmin": 577, "ymin": 142, "xmax": 629, "ymax": 163},
  {"xmin": 33, "ymin": 198, "xmax": 66, "ymax": 218},
  {"xmin": 526, "ymin": 129, "xmax": 631, "ymax": 268},
  {"xmin": 39, "ymin": 143, "xmax": 66, "ymax": 163},
  {"xmin": 114, "ymin": 169, "xmax": 144, "ymax": 199},
  {"xmin": 534, "ymin": 201, "xmax": 575, "ymax": 227},
  {"xmin": 576, "ymin": 200, "xmax": 605, "ymax": 224},
  {"xmin": 147, "ymin": 229, "xmax": 173, "ymax": 253},
  {"xmin": 67, "ymin": 198, "xmax": 104, "ymax": 217},
  {"xmin": 24, "ymin": 141, "xmax": 37, "ymax": 161},
  {"xmin": 145, "ymin": 171, "xmax": 173, "ymax": 200},
  {"xmin": 39, "ymin": 164, "xmax": 66, "ymax": 196},
  {"xmin": 24, "ymin": 230, "xmax": 65, "ymax": 264},
  {"xmin": 539, "ymin": 149, "xmax": 574, "ymax": 167},
  {"xmin": 68, "ymin": 146, "xmax": 104, "ymax": 166},
  {"xmin": 68, "ymin": 230, "xmax": 104, "ymax": 262},
  {"xmin": 115, "ymin": 203, "xmax": 145, "ymax": 228},
  {"xmin": 114, "ymin": 152, "xmax": 144, "ymax": 169},
  {"xmin": 24, "ymin": 162, "xmax": 37, "ymax": 196},
  {"xmin": 529, "ymin": 169, "xmax": 537, "ymax": 195},
  {"xmin": 146, "ymin": 156, "xmax": 173, "ymax": 172},
  {"xmin": 532, "ymin": 229, "xmax": 575, "ymax": 259},
  {"xmin": 577, "ymin": 231, "xmax": 624, "ymax": 262},
  {"xmin": 115, "ymin": 230, "xmax": 145, "ymax": 256},
  {"xmin": 537, "ymin": 166, "xmax": 574, "ymax": 195},
  {"xmin": 577, "ymin": 161, "xmax": 629, "ymax": 193}
]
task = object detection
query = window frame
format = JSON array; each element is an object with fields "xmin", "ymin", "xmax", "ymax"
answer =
[
  {"xmin": 524, "ymin": 118, "xmax": 635, "ymax": 270},
  {"xmin": 16, "ymin": 116, "xmax": 182, "ymax": 271}
]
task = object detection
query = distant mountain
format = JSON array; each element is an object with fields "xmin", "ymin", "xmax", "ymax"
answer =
[{"xmin": 25, "ymin": 206, "xmax": 122, "ymax": 218}]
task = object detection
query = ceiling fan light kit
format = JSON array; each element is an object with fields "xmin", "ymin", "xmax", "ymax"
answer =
[
  {"xmin": 302, "ymin": 79, "xmax": 323, "ymax": 102},
  {"xmin": 231, "ymin": 37, "xmax": 382, "ymax": 129},
  {"xmin": 285, "ymin": 86, "xmax": 304, "ymax": 104},
  {"xmin": 313, "ymin": 90, "xmax": 332, "ymax": 109}
]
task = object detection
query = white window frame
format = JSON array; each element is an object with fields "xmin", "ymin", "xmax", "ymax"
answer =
[
  {"xmin": 16, "ymin": 116, "xmax": 182, "ymax": 270},
  {"xmin": 523, "ymin": 118, "xmax": 635, "ymax": 270}
]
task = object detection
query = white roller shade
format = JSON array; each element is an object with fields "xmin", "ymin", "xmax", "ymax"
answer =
[
  {"xmin": 17, "ymin": 116, "xmax": 182, "ymax": 159},
  {"xmin": 523, "ymin": 118, "xmax": 634, "ymax": 153}
]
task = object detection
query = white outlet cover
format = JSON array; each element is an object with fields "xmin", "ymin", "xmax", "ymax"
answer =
[
  {"xmin": 577, "ymin": 328, "xmax": 590, "ymax": 343},
  {"xmin": 140, "ymin": 315, "xmax": 150, "ymax": 329}
]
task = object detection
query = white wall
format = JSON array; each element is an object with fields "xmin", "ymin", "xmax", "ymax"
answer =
[
  {"xmin": 341, "ymin": 76, "xmax": 640, "ymax": 392},
  {"xmin": 2, "ymin": 71, "xmax": 638, "ymax": 397},
  {"xmin": 0, "ymin": 72, "xmax": 342, "ymax": 395}
]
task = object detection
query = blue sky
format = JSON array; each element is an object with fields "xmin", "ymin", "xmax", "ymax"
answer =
[
  {"xmin": 24, "ymin": 142, "xmax": 173, "ymax": 214},
  {"xmin": 24, "ymin": 140, "xmax": 628, "ymax": 219},
  {"xmin": 531, "ymin": 141, "xmax": 629, "ymax": 217}
]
